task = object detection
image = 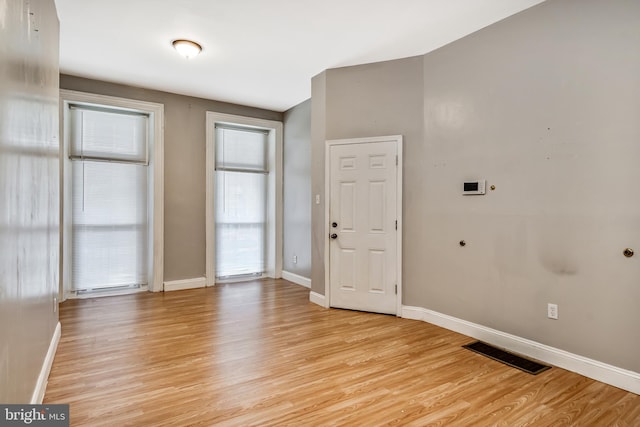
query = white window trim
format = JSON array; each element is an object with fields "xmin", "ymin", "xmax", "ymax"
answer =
[
  {"xmin": 205, "ymin": 112, "xmax": 283, "ymax": 286},
  {"xmin": 59, "ymin": 89, "xmax": 165, "ymax": 296}
]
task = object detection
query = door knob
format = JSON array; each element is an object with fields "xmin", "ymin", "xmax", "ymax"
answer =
[
  {"xmin": 330, "ymin": 233, "xmax": 338, "ymax": 239},
  {"xmin": 332, "ymin": 222, "xmax": 338, "ymax": 228}
]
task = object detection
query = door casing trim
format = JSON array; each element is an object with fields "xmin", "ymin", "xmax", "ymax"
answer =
[{"xmin": 324, "ymin": 135, "xmax": 403, "ymax": 315}]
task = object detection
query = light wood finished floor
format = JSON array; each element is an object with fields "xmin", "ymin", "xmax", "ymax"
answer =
[{"xmin": 45, "ymin": 279, "xmax": 639, "ymax": 426}]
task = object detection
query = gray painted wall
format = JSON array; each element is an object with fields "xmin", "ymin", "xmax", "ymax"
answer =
[
  {"xmin": 310, "ymin": 73, "xmax": 327, "ymax": 294},
  {"xmin": 60, "ymin": 75, "xmax": 282, "ymax": 282},
  {"xmin": 419, "ymin": 0, "xmax": 640, "ymax": 374},
  {"xmin": 0, "ymin": 0, "xmax": 60, "ymax": 402},
  {"xmin": 283, "ymin": 99, "xmax": 311, "ymax": 278},
  {"xmin": 312, "ymin": 0, "xmax": 640, "ymax": 373}
]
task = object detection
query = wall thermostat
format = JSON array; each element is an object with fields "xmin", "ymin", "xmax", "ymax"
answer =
[{"xmin": 463, "ymin": 180, "xmax": 486, "ymax": 195}]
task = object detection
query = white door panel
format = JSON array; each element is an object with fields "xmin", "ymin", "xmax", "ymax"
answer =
[{"xmin": 329, "ymin": 140, "xmax": 398, "ymax": 314}]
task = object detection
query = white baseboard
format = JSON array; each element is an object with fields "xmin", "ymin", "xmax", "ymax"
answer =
[
  {"xmin": 31, "ymin": 322, "xmax": 61, "ymax": 404},
  {"xmin": 282, "ymin": 270, "xmax": 311, "ymax": 288},
  {"xmin": 309, "ymin": 291, "xmax": 326, "ymax": 307},
  {"xmin": 164, "ymin": 277, "xmax": 207, "ymax": 292},
  {"xmin": 67, "ymin": 285, "xmax": 148, "ymax": 299},
  {"xmin": 402, "ymin": 306, "xmax": 640, "ymax": 395}
]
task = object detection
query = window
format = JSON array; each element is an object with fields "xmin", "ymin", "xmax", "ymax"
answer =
[
  {"xmin": 60, "ymin": 90, "xmax": 164, "ymax": 298},
  {"xmin": 215, "ymin": 125, "xmax": 268, "ymax": 278},
  {"xmin": 205, "ymin": 112, "xmax": 282, "ymax": 286},
  {"xmin": 69, "ymin": 106, "xmax": 149, "ymax": 291}
]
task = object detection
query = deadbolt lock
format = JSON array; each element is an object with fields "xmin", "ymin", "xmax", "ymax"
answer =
[
  {"xmin": 332, "ymin": 222, "xmax": 338, "ymax": 228},
  {"xmin": 623, "ymin": 248, "xmax": 634, "ymax": 258}
]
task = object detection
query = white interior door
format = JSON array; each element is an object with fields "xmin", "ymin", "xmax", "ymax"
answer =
[{"xmin": 329, "ymin": 138, "xmax": 399, "ymax": 314}]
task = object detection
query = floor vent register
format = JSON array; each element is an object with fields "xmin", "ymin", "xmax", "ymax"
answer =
[{"xmin": 463, "ymin": 341, "xmax": 551, "ymax": 375}]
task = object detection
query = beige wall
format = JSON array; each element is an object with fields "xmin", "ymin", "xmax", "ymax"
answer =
[
  {"xmin": 0, "ymin": 0, "xmax": 59, "ymax": 402},
  {"xmin": 60, "ymin": 75, "xmax": 282, "ymax": 282},
  {"xmin": 312, "ymin": 0, "xmax": 640, "ymax": 373}
]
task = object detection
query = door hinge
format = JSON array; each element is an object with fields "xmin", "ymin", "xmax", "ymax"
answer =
[
  {"xmin": 395, "ymin": 220, "xmax": 397, "ymax": 230},
  {"xmin": 395, "ymin": 284, "xmax": 398, "ymax": 294}
]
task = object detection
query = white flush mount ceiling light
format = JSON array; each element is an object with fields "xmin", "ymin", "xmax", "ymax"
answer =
[{"xmin": 172, "ymin": 39, "xmax": 202, "ymax": 59}]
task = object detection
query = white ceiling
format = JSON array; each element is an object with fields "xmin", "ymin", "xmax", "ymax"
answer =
[{"xmin": 55, "ymin": 0, "xmax": 545, "ymax": 112}]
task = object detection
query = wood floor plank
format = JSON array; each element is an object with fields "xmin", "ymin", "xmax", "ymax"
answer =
[{"xmin": 44, "ymin": 279, "xmax": 639, "ymax": 426}]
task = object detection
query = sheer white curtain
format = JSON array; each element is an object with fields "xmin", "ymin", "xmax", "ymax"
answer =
[
  {"xmin": 215, "ymin": 125, "xmax": 268, "ymax": 278},
  {"xmin": 69, "ymin": 106, "xmax": 148, "ymax": 291}
]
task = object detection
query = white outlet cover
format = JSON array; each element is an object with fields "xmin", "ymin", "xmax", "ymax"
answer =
[{"xmin": 547, "ymin": 303, "xmax": 558, "ymax": 319}]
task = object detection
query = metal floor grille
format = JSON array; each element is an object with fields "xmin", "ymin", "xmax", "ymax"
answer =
[{"xmin": 463, "ymin": 341, "xmax": 551, "ymax": 375}]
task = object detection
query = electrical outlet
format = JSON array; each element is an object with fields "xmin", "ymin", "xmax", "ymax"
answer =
[
  {"xmin": 293, "ymin": 255, "xmax": 297, "ymax": 264},
  {"xmin": 547, "ymin": 303, "xmax": 558, "ymax": 320}
]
